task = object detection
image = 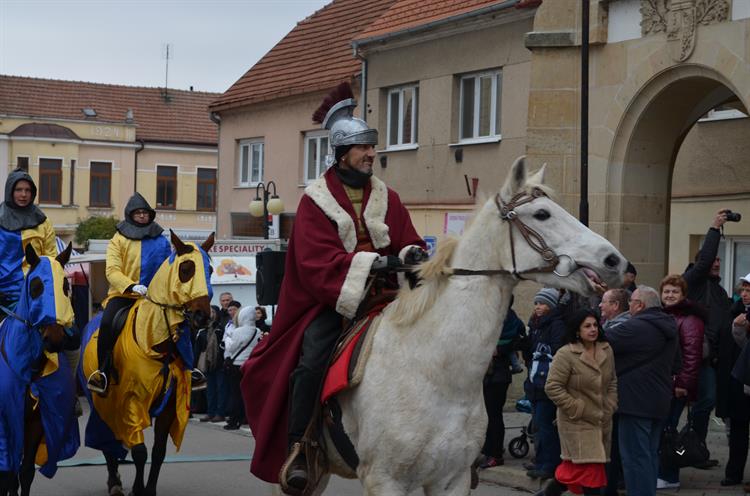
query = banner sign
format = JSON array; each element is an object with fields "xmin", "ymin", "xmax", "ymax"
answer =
[{"xmin": 210, "ymin": 255, "xmax": 256, "ymax": 284}]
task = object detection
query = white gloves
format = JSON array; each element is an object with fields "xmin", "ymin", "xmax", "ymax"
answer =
[{"xmin": 132, "ymin": 284, "xmax": 148, "ymax": 296}]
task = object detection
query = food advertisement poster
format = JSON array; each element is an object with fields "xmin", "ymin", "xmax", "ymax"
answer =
[{"xmin": 210, "ymin": 256, "xmax": 256, "ymax": 284}]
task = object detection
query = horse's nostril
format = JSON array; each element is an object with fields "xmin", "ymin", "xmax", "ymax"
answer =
[{"xmin": 604, "ymin": 254, "xmax": 621, "ymax": 268}]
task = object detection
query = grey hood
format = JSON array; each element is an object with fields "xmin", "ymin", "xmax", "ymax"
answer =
[
  {"xmin": 0, "ymin": 169, "xmax": 47, "ymax": 231},
  {"xmin": 116, "ymin": 192, "xmax": 163, "ymax": 240}
]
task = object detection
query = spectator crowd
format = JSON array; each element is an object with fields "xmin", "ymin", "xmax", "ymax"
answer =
[
  {"xmin": 192, "ymin": 291, "xmax": 269, "ymax": 431},
  {"xmin": 477, "ymin": 209, "xmax": 750, "ymax": 496}
]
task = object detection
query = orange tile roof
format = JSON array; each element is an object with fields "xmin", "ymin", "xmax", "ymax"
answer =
[
  {"xmin": 0, "ymin": 75, "xmax": 219, "ymax": 145},
  {"xmin": 210, "ymin": 0, "xmax": 397, "ymax": 112},
  {"xmin": 355, "ymin": 0, "xmax": 516, "ymax": 42}
]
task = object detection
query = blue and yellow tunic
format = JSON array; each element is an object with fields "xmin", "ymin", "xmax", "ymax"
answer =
[
  {"xmin": 104, "ymin": 232, "xmax": 171, "ymax": 304},
  {"xmin": 0, "ymin": 219, "xmax": 56, "ymax": 306}
]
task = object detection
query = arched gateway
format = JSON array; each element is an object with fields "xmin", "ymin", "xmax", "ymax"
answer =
[{"xmin": 525, "ymin": 0, "xmax": 750, "ymax": 285}]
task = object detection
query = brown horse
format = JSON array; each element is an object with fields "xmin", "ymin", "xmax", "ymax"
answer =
[
  {"xmin": 0, "ymin": 243, "xmax": 76, "ymax": 496},
  {"xmin": 81, "ymin": 231, "xmax": 213, "ymax": 496}
]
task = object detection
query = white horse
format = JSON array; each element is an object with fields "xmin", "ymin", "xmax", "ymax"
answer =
[{"xmin": 318, "ymin": 157, "xmax": 627, "ymax": 495}]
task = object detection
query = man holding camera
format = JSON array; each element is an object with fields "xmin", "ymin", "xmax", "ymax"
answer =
[{"xmin": 683, "ymin": 209, "xmax": 736, "ymax": 469}]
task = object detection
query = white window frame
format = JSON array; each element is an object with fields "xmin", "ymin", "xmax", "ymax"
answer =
[
  {"xmin": 386, "ymin": 85, "xmax": 419, "ymax": 150},
  {"xmin": 698, "ymin": 107, "xmax": 748, "ymax": 122},
  {"xmin": 702, "ymin": 235, "xmax": 750, "ymax": 293},
  {"xmin": 458, "ymin": 69, "xmax": 502, "ymax": 143},
  {"xmin": 237, "ymin": 139, "xmax": 264, "ymax": 187},
  {"xmin": 303, "ymin": 130, "xmax": 330, "ymax": 184}
]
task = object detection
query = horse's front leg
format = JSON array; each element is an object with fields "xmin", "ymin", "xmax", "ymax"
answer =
[
  {"xmin": 129, "ymin": 443, "xmax": 148, "ymax": 496},
  {"xmin": 423, "ymin": 470, "xmax": 472, "ymax": 496},
  {"xmin": 144, "ymin": 391, "xmax": 176, "ymax": 496},
  {"xmin": 0, "ymin": 470, "xmax": 18, "ymax": 496},
  {"xmin": 19, "ymin": 403, "xmax": 44, "ymax": 496},
  {"xmin": 104, "ymin": 451, "xmax": 124, "ymax": 496}
]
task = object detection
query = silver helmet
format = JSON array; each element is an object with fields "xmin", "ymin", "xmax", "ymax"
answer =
[
  {"xmin": 312, "ymin": 82, "xmax": 378, "ymax": 166},
  {"xmin": 322, "ymin": 98, "xmax": 378, "ymax": 149}
]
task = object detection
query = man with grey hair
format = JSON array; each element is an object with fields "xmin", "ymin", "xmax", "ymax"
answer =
[
  {"xmin": 600, "ymin": 288, "xmax": 631, "ymax": 331},
  {"xmin": 606, "ymin": 285, "xmax": 679, "ymax": 496}
]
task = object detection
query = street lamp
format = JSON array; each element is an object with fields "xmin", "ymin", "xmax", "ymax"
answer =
[{"xmin": 249, "ymin": 181, "xmax": 284, "ymax": 239}]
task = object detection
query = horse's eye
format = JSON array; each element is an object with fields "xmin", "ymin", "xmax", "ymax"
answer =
[
  {"xmin": 63, "ymin": 278, "xmax": 70, "ymax": 297},
  {"xmin": 29, "ymin": 277, "xmax": 44, "ymax": 299},
  {"xmin": 179, "ymin": 260, "xmax": 196, "ymax": 283},
  {"xmin": 533, "ymin": 209, "xmax": 551, "ymax": 221}
]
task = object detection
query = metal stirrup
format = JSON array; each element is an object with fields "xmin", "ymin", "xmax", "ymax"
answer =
[{"xmin": 86, "ymin": 370, "xmax": 108, "ymax": 394}]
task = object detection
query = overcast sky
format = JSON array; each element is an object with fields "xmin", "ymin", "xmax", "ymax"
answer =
[{"xmin": 0, "ymin": 0, "xmax": 330, "ymax": 94}]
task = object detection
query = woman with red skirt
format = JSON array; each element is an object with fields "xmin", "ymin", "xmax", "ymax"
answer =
[{"xmin": 538, "ymin": 309, "xmax": 618, "ymax": 495}]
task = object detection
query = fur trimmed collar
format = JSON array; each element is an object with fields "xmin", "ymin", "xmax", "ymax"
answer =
[{"xmin": 305, "ymin": 173, "xmax": 390, "ymax": 253}]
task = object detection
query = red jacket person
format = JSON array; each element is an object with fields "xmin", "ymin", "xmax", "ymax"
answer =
[{"xmin": 240, "ymin": 83, "xmax": 426, "ymax": 489}]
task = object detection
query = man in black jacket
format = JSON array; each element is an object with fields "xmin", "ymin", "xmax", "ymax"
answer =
[
  {"xmin": 715, "ymin": 279, "xmax": 750, "ymax": 486},
  {"xmin": 682, "ymin": 209, "xmax": 731, "ymax": 467},
  {"xmin": 607, "ymin": 286, "xmax": 678, "ymax": 496}
]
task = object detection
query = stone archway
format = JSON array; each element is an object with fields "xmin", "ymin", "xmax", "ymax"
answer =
[
  {"xmin": 605, "ymin": 64, "xmax": 746, "ymax": 283},
  {"xmin": 524, "ymin": 0, "xmax": 750, "ymax": 285}
]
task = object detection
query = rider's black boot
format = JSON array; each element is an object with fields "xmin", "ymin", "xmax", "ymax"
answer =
[{"xmin": 284, "ymin": 451, "xmax": 308, "ymax": 495}]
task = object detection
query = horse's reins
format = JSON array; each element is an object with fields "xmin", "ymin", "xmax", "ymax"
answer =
[
  {"xmin": 447, "ymin": 187, "xmax": 562, "ymax": 280},
  {"xmin": 0, "ymin": 303, "xmax": 31, "ymax": 327},
  {"xmin": 0, "ymin": 302, "xmax": 75, "ymax": 337},
  {"xmin": 143, "ymin": 295, "xmax": 190, "ymax": 391}
]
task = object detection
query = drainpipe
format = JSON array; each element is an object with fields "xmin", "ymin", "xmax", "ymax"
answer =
[
  {"xmin": 579, "ymin": 0, "xmax": 590, "ymax": 226},
  {"xmin": 209, "ymin": 112, "xmax": 221, "ymax": 238},
  {"xmin": 351, "ymin": 42, "xmax": 368, "ymax": 123},
  {"xmin": 134, "ymin": 139, "xmax": 144, "ymax": 194},
  {"xmin": 360, "ymin": 58, "xmax": 367, "ymax": 121}
]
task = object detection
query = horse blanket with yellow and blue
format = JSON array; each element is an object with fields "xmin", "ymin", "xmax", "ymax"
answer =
[
  {"xmin": 80, "ymin": 299, "xmax": 194, "ymax": 454},
  {"xmin": 0, "ymin": 259, "xmax": 79, "ymax": 477}
]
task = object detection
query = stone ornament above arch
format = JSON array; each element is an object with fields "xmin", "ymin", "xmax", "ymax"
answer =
[{"xmin": 641, "ymin": 0, "xmax": 731, "ymax": 62}]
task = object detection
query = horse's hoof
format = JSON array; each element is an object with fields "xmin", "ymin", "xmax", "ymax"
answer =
[{"xmin": 108, "ymin": 485, "xmax": 124, "ymax": 496}]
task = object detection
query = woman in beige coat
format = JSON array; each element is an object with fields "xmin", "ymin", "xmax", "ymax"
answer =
[{"xmin": 535, "ymin": 309, "xmax": 618, "ymax": 496}]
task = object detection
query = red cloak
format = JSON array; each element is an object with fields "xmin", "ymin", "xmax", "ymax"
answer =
[{"xmin": 240, "ymin": 168, "xmax": 425, "ymax": 483}]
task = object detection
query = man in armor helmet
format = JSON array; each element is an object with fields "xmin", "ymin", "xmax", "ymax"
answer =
[{"xmin": 241, "ymin": 82, "xmax": 427, "ymax": 493}]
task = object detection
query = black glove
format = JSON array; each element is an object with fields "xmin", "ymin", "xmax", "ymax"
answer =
[
  {"xmin": 371, "ymin": 255, "xmax": 402, "ymax": 272},
  {"xmin": 404, "ymin": 246, "xmax": 429, "ymax": 265}
]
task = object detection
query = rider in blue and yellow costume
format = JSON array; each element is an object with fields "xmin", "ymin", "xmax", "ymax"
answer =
[
  {"xmin": 87, "ymin": 193, "xmax": 171, "ymax": 394},
  {"xmin": 0, "ymin": 246, "xmax": 78, "ymax": 480},
  {"xmin": 0, "ymin": 169, "xmax": 57, "ymax": 315}
]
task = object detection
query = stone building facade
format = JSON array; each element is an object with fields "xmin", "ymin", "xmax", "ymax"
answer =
[{"xmin": 525, "ymin": 0, "xmax": 750, "ymax": 287}]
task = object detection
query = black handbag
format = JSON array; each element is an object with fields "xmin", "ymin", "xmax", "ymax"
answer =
[{"xmin": 659, "ymin": 407, "xmax": 709, "ymax": 469}]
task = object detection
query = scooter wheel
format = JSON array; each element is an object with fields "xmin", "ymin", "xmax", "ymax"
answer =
[{"xmin": 508, "ymin": 436, "xmax": 529, "ymax": 459}]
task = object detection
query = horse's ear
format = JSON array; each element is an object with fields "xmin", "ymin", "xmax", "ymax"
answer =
[
  {"xmin": 25, "ymin": 243, "xmax": 40, "ymax": 269},
  {"xmin": 528, "ymin": 163, "xmax": 547, "ymax": 185},
  {"xmin": 501, "ymin": 156, "xmax": 527, "ymax": 199},
  {"xmin": 201, "ymin": 232, "xmax": 215, "ymax": 253},
  {"xmin": 170, "ymin": 229, "xmax": 193, "ymax": 256},
  {"xmin": 56, "ymin": 242, "xmax": 73, "ymax": 267}
]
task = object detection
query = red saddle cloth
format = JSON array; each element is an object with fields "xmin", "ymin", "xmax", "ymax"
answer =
[{"xmin": 320, "ymin": 311, "xmax": 380, "ymax": 404}]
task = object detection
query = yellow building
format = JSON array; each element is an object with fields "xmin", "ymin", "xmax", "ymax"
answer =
[{"xmin": 0, "ymin": 75, "xmax": 219, "ymax": 245}]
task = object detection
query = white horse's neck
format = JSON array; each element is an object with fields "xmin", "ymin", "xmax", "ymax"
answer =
[{"xmin": 426, "ymin": 204, "xmax": 517, "ymax": 389}]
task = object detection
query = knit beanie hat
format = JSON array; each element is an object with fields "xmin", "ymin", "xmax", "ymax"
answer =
[{"xmin": 534, "ymin": 288, "xmax": 559, "ymax": 309}]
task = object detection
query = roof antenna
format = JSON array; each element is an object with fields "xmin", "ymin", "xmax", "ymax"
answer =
[{"xmin": 162, "ymin": 43, "xmax": 173, "ymax": 102}]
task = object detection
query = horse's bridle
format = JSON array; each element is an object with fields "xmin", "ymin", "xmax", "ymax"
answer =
[{"xmin": 449, "ymin": 187, "xmax": 565, "ymax": 280}]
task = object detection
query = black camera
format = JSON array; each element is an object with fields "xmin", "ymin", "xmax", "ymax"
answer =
[{"xmin": 725, "ymin": 210, "xmax": 742, "ymax": 222}]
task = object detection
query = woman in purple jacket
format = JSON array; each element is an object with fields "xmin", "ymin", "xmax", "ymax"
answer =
[{"xmin": 657, "ymin": 274, "xmax": 706, "ymax": 490}]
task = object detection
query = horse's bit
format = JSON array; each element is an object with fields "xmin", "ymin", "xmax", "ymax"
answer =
[{"xmin": 450, "ymin": 187, "xmax": 572, "ymax": 280}]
